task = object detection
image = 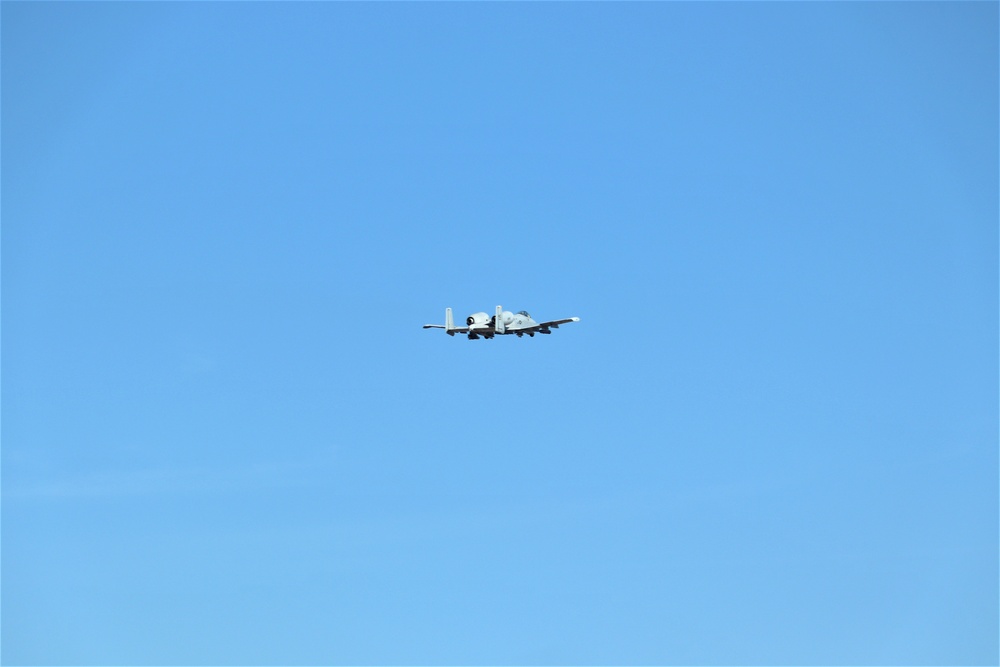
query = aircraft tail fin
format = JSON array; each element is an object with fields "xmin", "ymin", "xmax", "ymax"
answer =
[
  {"xmin": 495, "ymin": 305, "xmax": 505, "ymax": 334},
  {"xmin": 445, "ymin": 307, "xmax": 454, "ymax": 332}
]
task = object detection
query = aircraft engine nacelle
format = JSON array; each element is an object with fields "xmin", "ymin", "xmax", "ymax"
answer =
[
  {"xmin": 501, "ymin": 311, "xmax": 515, "ymax": 325},
  {"xmin": 466, "ymin": 312, "xmax": 491, "ymax": 326},
  {"xmin": 491, "ymin": 311, "xmax": 515, "ymax": 327}
]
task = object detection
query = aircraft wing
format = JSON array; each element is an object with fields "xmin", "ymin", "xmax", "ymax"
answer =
[
  {"xmin": 516, "ymin": 317, "xmax": 580, "ymax": 333},
  {"xmin": 539, "ymin": 317, "xmax": 580, "ymax": 328},
  {"xmin": 423, "ymin": 324, "xmax": 472, "ymax": 333}
]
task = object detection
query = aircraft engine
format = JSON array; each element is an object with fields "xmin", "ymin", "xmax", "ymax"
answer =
[
  {"xmin": 466, "ymin": 312, "xmax": 491, "ymax": 326},
  {"xmin": 491, "ymin": 311, "xmax": 515, "ymax": 327}
]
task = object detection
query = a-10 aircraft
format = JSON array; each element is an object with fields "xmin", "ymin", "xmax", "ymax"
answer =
[{"xmin": 423, "ymin": 306, "xmax": 580, "ymax": 339}]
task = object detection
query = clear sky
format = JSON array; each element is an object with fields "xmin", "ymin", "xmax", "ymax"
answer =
[{"xmin": 2, "ymin": 2, "xmax": 997, "ymax": 665}]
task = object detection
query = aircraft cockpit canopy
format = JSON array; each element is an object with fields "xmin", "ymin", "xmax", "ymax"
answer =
[{"xmin": 517, "ymin": 310, "xmax": 530, "ymax": 318}]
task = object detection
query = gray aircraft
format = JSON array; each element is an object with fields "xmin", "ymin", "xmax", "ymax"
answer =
[{"xmin": 423, "ymin": 306, "xmax": 580, "ymax": 340}]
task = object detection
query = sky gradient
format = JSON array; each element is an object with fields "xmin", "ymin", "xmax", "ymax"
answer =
[{"xmin": 3, "ymin": 2, "xmax": 998, "ymax": 665}]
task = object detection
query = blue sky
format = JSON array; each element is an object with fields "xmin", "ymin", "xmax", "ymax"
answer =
[{"xmin": 2, "ymin": 2, "xmax": 997, "ymax": 665}]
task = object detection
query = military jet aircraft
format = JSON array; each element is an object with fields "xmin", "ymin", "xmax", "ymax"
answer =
[{"xmin": 423, "ymin": 306, "xmax": 580, "ymax": 339}]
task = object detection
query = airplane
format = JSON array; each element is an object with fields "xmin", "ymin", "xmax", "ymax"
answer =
[{"xmin": 423, "ymin": 306, "xmax": 580, "ymax": 339}]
